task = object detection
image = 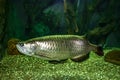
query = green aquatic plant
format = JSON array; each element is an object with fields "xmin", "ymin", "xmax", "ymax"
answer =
[{"xmin": 0, "ymin": 49, "xmax": 120, "ymax": 79}]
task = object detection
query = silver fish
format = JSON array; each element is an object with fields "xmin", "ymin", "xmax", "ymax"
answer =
[{"xmin": 16, "ymin": 35, "xmax": 104, "ymax": 61}]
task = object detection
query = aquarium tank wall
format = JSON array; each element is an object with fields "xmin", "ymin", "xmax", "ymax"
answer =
[{"xmin": 0, "ymin": 0, "xmax": 120, "ymax": 80}]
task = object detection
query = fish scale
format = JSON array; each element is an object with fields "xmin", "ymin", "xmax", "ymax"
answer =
[
  {"xmin": 33, "ymin": 38, "xmax": 87, "ymax": 60},
  {"xmin": 16, "ymin": 35, "xmax": 104, "ymax": 61}
]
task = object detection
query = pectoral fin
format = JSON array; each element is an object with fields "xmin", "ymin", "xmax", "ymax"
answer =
[{"xmin": 34, "ymin": 52, "xmax": 52, "ymax": 60}]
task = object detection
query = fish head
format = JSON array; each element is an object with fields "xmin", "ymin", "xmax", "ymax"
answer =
[{"xmin": 16, "ymin": 42, "xmax": 36, "ymax": 56}]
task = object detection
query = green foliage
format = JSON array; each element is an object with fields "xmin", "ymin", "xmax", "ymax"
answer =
[{"xmin": 1, "ymin": 49, "xmax": 120, "ymax": 79}]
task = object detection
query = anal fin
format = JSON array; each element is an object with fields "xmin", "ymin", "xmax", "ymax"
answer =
[
  {"xmin": 71, "ymin": 53, "xmax": 89, "ymax": 62},
  {"xmin": 48, "ymin": 59, "xmax": 67, "ymax": 64}
]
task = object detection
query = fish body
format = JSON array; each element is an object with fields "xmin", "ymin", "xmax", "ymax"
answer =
[{"xmin": 16, "ymin": 35, "xmax": 104, "ymax": 61}]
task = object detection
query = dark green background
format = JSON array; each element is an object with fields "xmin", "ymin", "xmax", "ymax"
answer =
[{"xmin": 0, "ymin": 0, "xmax": 120, "ymax": 60}]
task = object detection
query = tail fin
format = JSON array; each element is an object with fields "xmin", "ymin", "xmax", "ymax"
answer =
[{"xmin": 95, "ymin": 46, "xmax": 104, "ymax": 56}]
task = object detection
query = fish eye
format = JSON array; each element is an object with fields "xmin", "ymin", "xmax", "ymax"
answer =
[{"xmin": 19, "ymin": 43, "xmax": 24, "ymax": 47}]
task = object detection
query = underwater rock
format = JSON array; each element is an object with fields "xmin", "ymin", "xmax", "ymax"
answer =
[
  {"xmin": 104, "ymin": 49, "xmax": 120, "ymax": 65},
  {"xmin": 33, "ymin": 23, "xmax": 50, "ymax": 37},
  {"xmin": 7, "ymin": 38, "xmax": 21, "ymax": 55},
  {"xmin": 43, "ymin": 1, "xmax": 66, "ymax": 34},
  {"xmin": 64, "ymin": 0, "xmax": 79, "ymax": 34},
  {"xmin": 86, "ymin": 21, "xmax": 115, "ymax": 46}
]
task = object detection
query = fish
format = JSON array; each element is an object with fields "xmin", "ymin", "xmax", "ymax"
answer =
[
  {"xmin": 104, "ymin": 49, "xmax": 120, "ymax": 65},
  {"xmin": 16, "ymin": 35, "xmax": 104, "ymax": 62}
]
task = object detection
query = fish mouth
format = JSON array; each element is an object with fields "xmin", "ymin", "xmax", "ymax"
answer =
[{"xmin": 16, "ymin": 44, "xmax": 24, "ymax": 54}]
